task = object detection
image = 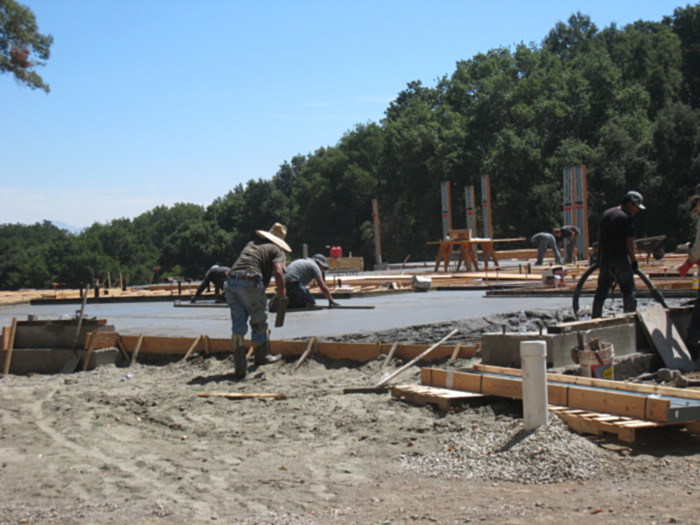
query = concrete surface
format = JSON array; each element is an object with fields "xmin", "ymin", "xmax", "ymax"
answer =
[{"xmin": 1, "ymin": 291, "xmax": 574, "ymax": 340}]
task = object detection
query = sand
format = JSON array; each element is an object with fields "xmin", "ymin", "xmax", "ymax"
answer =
[{"xmin": 2, "ymin": 309, "xmax": 700, "ymax": 524}]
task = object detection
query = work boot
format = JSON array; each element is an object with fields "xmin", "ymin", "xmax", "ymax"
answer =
[
  {"xmin": 253, "ymin": 341, "xmax": 282, "ymax": 365},
  {"xmin": 231, "ymin": 335, "xmax": 247, "ymax": 378}
]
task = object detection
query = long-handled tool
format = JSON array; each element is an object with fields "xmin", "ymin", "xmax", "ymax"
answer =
[
  {"xmin": 344, "ymin": 329, "xmax": 459, "ymax": 394},
  {"xmin": 61, "ymin": 284, "xmax": 90, "ymax": 373}
]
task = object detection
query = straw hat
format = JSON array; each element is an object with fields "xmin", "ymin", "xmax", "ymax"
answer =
[{"xmin": 256, "ymin": 223, "xmax": 291, "ymax": 252}]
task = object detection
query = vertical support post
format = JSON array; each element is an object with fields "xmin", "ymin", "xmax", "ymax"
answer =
[
  {"xmin": 563, "ymin": 165, "xmax": 589, "ymax": 262},
  {"xmin": 371, "ymin": 199, "xmax": 382, "ymax": 265},
  {"xmin": 520, "ymin": 340, "xmax": 549, "ymax": 431},
  {"xmin": 481, "ymin": 174, "xmax": 492, "ymax": 239},
  {"xmin": 575, "ymin": 165, "xmax": 589, "ymax": 260},
  {"xmin": 440, "ymin": 181, "xmax": 452, "ymax": 240},
  {"xmin": 464, "ymin": 185, "xmax": 476, "ymax": 235}
]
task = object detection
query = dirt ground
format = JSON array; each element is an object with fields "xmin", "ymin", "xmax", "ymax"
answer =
[{"xmin": 2, "ymin": 309, "xmax": 700, "ymax": 524}]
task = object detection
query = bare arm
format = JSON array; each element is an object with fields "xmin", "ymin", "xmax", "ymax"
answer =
[
  {"xmin": 272, "ymin": 262, "xmax": 286, "ymax": 298},
  {"xmin": 314, "ymin": 276, "xmax": 336, "ymax": 304}
]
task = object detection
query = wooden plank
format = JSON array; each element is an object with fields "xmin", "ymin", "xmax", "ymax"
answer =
[
  {"xmin": 85, "ymin": 331, "xmax": 120, "ymax": 349},
  {"xmin": 637, "ymin": 304, "xmax": 697, "ymax": 372},
  {"xmin": 567, "ymin": 387, "xmax": 650, "ymax": 420},
  {"xmin": 390, "ymin": 384, "xmax": 485, "ymax": 411},
  {"xmin": 481, "ymin": 375, "xmax": 523, "ymax": 399},
  {"xmin": 197, "ymin": 392, "xmax": 286, "ymax": 400},
  {"xmin": 2, "ymin": 318, "xmax": 18, "ymax": 377},
  {"xmin": 474, "ymin": 363, "xmax": 700, "ymax": 402}
]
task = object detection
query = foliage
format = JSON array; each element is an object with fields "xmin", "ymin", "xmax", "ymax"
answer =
[
  {"xmin": 3, "ymin": 4, "xmax": 700, "ymax": 289},
  {"xmin": 0, "ymin": 0, "xmax": 52, "ymax": 92}
]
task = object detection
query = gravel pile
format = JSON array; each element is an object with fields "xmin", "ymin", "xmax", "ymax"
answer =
[{"xmin": 401, "ymin": 415, "xmax": 611, "ymax": 484}]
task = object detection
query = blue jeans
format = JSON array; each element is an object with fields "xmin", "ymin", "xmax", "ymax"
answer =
[
  {"xmin": 592, "ymin": 263, "xmax": 636, "ymax": 318},
  {"xmin": 223, "ymin": 277, "xmax": 269, "ymax": 344},
  {"xmin": 287, "ymin": 281, "xmax": 316, "ymax": 309},
  {"xmin": 564, "ymin": 238, "xmax": 576, "ymax": 263},
  {"xmin": 535, "ymin": 236, "xmax": 562, "ymax": 265}
]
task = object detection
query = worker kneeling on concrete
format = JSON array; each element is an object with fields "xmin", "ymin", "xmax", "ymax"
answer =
[{"xmin": 274, "ymin": 253, "xmax": 339, "ymax": 310}]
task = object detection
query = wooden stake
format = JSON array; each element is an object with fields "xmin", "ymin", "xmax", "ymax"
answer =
[
  {"xmin": 382, "ymin": 341, "xmax": 399, "ymax": 368},
  {"xmin": 130, "ymin": 334, "xmax": 144, "ymax": 367},
  {"xmin": 183, "ymin": 335, "xmax": 203, "ymax": 361},
  {"xmin": 2, "ymin": 318, "xmax": 18, "ymax": 377},
  {"xmin": 293, "ymin": 337, "xmax": 317, "ymax": 372},
  {"xmin": 448, "ymin": 343, "xmax": 463, "ymax": 363}
]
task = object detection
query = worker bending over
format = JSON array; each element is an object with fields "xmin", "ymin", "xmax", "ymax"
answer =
[
  {"xmin": 277, "ymin": 254, "xmax": 339, "ymax": 310},
  {"xmin": 191, "ymin": 264, "xmax": 230, "ymax": 303}
]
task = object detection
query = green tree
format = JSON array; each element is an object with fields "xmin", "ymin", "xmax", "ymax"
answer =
[{"xmin": 0, "ymin": 0, "xmax": 52, "ymax": 92}]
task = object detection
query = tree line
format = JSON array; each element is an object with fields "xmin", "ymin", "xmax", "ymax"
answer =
[{"xmin": 2, "ymin": 5, "xmax": 700, "ymax": 290}]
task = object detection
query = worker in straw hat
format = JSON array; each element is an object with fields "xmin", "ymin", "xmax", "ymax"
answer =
[{"xmin": 224, "ymin": 223, "xmax": 291, "ymax": 378}]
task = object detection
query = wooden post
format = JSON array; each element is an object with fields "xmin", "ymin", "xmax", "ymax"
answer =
[
  {"xmin": 448, "ymin": 343, "xmax": 463, "ymax": 363},
  {"xmin": 2, "ymin": 318, "xmax": 18, "ymax": 377}
]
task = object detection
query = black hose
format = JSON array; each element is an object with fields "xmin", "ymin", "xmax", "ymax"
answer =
[{"xmin": 572, "ymin": 263, "xmax": 667, "ymax": 317}]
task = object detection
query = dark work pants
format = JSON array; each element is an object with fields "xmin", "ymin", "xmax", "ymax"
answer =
[{"xmin": 592, "ymin": 263, "xmax": 636, "ymax": 318}]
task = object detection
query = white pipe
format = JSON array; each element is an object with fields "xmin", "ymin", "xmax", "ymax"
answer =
[{"xmin": 520, "ymin": 340, "xmax": 549, "ymax": 430}]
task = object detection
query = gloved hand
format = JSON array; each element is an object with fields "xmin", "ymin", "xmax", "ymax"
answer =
[{"xmin": 630, "ymin": 260, "xmax": 639, "ymax": 272}]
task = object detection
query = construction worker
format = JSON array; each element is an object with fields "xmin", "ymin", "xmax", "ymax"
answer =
[
  {"xmin": 190, "ymin": 264, "xmax": 230, "ymax": 303},
  {"xmin": 555, "ymin": 225, "xmax": 581, "ymax": 264},
  {"xmin": 591, "ymin": 191, "xmax": 645, "ymax": 318},
  {"xmin": 531, "ymin": 232, "xmax": 563, "ymax": 266},
  {"xmin": 224, "ymin": 223, "xmax": 291, "ymax": 378},
  {"xmin": 684, "ymin": 186, "xmax": 700, "ymax": 359},
  {"xmin": 278, "ymin": 254, "xmax": 340, "ymax": 310}
]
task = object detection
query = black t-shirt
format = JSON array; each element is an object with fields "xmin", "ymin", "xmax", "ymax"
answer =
[
  {"xmin": 597, "ymin": 207, "xmax": 634, "ymax": 265},
  {"xmin": 560, "ymin": 225, "xmax": 581, "ymax": 239}
]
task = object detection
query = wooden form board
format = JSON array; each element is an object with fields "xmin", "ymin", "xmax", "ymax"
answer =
[
  {"xmin": 637, "ymin": 304, "xmax": 697, "ymax": 372},
  {"xmin": 114, "ymin": 334, "xmax": 477, "ymax": 362},
  {"xmin": 420, "ymin": 367, "xmax": 672, "ymax": 422}
]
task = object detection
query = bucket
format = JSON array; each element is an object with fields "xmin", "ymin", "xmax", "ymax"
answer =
[
  {"xmin": 573, "ymin": 342, "xmax": 614, "ymax": 379},
  {"xmin": 542, "ymin": 269, "xmax": 556, "ymax": 286},
  {"xmin": 330, "ymin": 246, "xmax": 342, "ymax": 258}
]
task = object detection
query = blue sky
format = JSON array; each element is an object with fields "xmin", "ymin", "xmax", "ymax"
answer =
[{"xmin": 1, "ymin": 0, "xmax": 687, "ymax": 229}]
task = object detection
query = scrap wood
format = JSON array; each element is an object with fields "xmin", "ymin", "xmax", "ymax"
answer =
[
  {"xmin": 549, "ymin": 405, "xmax": 700, "ymax": 443},
  {"xmin": 390, "ymin": 384, "xmax": 486, "ymax": 411},
  {"xmin": 197, "ymin": 392, "xmax": 286, "ymax": 400}
]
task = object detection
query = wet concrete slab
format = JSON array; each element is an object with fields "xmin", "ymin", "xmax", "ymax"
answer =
[{"xmin": 0, "ymin": 291, "xmax": 575, "ymax": 340}]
